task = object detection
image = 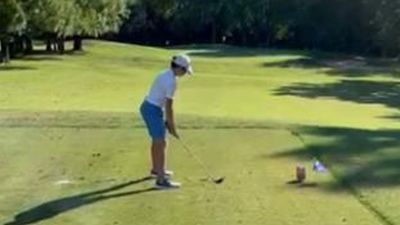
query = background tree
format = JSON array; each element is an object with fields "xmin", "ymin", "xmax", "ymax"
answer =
[
  {"xmin": 2, "ymin": 0, "xmax": 400, "ymax": 58},
  {"xmin": 116, "ymin": 0, "xmax": 400, "ymax": 57},
  {"xmin": 0, "ymin": 0, "xmax": 26, "ymax": 62},
  {"xmin": 72, "ymin": 0, "xmax": 129, "ymax": 51},
  {"xmin": 369, "ymin": 0, "xmax": 400, "ymax": 56}
]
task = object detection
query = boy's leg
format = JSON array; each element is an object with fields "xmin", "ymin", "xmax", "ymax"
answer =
[
  {"xmin": 152, "ymin": 138, "xmax": 181, "ymax": 189},
  {"xmin": 151, "ymin": 139, "xmax": 166, "ymax": 178}
]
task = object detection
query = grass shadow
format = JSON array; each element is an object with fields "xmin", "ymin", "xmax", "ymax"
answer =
[
  {"xmin": 180, "ymin": 45, "xmax": 400, "ymax": 77},
  {"xmin": 13, "ymin": 49, "xmax": 86, "ymax": 62},
  {"xmin": 0, "ymin": 110, "xmax": 281, "ymax": 130},
  {"xmin": 261, "ymin": 51, "xmax": 400, "ymax": 78},
  {"xmin": 262, "ymin": 57, "xmax": 325, "ymax": 69},
  {"xmin": 0, "ymin": 49, "xmax": 85, "ymax": 70},
  {"xmin": 0, "ymin": 65, "xmax": 37, "ymax": 72},
  {"xmin": 274, "ymin": 79, "xmax": 400, "ymax": 109},
  {"xmin": 4, "ymin": 176, "xmax": 156, "ymax": 225},
  {"xmin": 271, "ymin": 126, "xmax": 400, "ymax": 189},
  {"xmin": 27, "ymin": 49, "xmax": 83, "ymax": 56},
  {"xmin": 286, "ymin": 180, "xmax": 319, "ymax": 189},
  {"xmin": 379, "ymin": 114, "xmax": 400, "ymax": 121},
  {"xmin": 171, "ymin": 44, "xmax": 302, "ymax": 58},
  {"xmin": 17, "ymin": 55, "xmax": 63, "ymax": 62}
]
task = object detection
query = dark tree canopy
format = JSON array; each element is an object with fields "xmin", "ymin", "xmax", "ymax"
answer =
[
  {"xmin": 116, "ymin": 0, "xmax": 400, "ymax": 57},
  {"xmin": 1, "ymin": 0, "xmax": 400, "ymax": 60},
  {"xmin": 0, "ymin": 0, "xmax": 129, "ymax": 61}
]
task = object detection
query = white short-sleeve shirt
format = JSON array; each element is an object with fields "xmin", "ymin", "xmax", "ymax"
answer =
[{"xmin": 145, "ymin": 69, "xmax": 177, "ymax": 108}]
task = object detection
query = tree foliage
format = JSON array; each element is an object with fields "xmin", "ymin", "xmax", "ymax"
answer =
[
  {"xmin": 1, "ymin": 0, "xmax": 400, "ymax": 58},
  {"xmin": 0, "ymin": 0, "xmax": 26, "ymax": 34},
  {"xmin": 0, "ymin": 0, "xmax": 129, "ymax": 60},
  {"xmin": 117, "ymin": 0, "xmax": 400, "ymax": 57}
]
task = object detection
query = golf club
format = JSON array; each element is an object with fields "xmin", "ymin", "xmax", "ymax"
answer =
[
  {"xmin": 175, "ymin": 136, "xmax": 224, "ymax": 184},
  {"xmin": 288, "ymin": 129, "xmax": 306, "ymax": 147}
]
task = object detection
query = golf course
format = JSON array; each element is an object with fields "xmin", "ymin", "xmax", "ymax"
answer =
[{"xmin": 1, "ymin": 40, "xmax": 400, "ymax": 225}]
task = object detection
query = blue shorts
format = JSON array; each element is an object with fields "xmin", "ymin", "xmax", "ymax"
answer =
[{"xmin": 140, "ymin": 101, "xmax": 166, "ymax": 140}]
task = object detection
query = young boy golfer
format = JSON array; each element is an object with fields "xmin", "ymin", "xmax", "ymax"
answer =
[{"xmin": 140, "ymin": 54, "xmax": 193, "ymax": 189}]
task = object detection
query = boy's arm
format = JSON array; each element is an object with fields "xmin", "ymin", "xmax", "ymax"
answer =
[{"xmin": 165, "ymin": 98, "xmax": 179, "ymax": 139}]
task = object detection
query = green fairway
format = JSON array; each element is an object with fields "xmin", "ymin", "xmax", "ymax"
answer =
[{"xmin": 1, "ymin": 41, "xmax": 400, "ymax": 225}]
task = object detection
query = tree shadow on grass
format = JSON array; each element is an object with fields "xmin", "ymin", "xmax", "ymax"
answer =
[
  {"xmin": 0, "ymin": 65, "xmax": 37, "ymax": 72},
  {"xmin": 171, "ymin": 45, "xmax": 302, "ymax": 58},
  {"xmin": 184, "ymin": 46, "xmax": 400, "ymax": 77},
  {"xmin": 0, "ymin": 110, "xmax": 280, "ymax": 130},
  {"xmin": 17, "ymin": 56, "xmax": 62, "ymax": 62},
  {"xmin": 9, "ymin": 49, "xmax": 86, "ymax": 63},
  {"xmin": 379, "ymin": 114, "xmax": 400, "ymax": 121},
  {"xmin": 17, "ymin": 50, "xmax": 86, "ymax": 61},
  {"xmin": 261, "ymin": 52, "xmax": 400, "ymax": 78},
  {"xmin": 4, "ymin": 176, "xmax": 156, "ymax": 225},
  {"xmin": 27, "ymin": 49, "xmax": 83, "ymax": 56},
  {"xmin": 262, "ymin": 57, "xmax": 325, "ymax": 69},
  {"xmin": 274, "ymin": 79, "xmax": 400, "ymax": 109},
  {"xmin": 270, "ymin": 126, "xmax": 400, "ymax": 189}
]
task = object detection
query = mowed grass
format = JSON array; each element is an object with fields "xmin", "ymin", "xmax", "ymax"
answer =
[{"xmin": 0, "ymin": 40, "xmax": 400, "ymax": 225}]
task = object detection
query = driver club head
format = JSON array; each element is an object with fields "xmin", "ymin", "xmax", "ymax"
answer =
[
  {"xmin": 200, "ymin": 177, "xmax": 225, "ymax": 184},
  {"xmin": 213, "ymin": 177, "xmax": 225, "ymax": 184}
]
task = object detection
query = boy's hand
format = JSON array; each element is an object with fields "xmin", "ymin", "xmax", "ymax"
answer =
[{"xmin": 165, "ymin": 121, "xmax": 180, "ymax": 139}]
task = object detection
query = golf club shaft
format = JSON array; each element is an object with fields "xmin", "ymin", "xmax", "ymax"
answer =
[
  {"xmin": 176, "ymin": 138, "xmax": 215, "ymax": 179},
  {"xmin": 287, "ymin": 128, "xmax": 306, "ymax": 147}
]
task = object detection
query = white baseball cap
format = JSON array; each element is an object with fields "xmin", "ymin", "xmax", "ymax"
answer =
[{"xmin": 172, "ymin": 54, "xmax": 193, "ymax": 75}]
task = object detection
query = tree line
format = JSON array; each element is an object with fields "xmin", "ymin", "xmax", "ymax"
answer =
[
  {"xmin": 1, "ymin": 0, "xmax": 400, "ymax": 62},
  {"xmin": 0, "ymin": 0, "xmax": 130, "ymax": 62},
  {"xmin": 116, "ymin": 0, "xmax": 400, "ymax": 57}
]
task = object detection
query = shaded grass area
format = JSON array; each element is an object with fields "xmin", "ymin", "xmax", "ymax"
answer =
[
  {"xmin": 271, "ymin": 125, "xmax": 400, "ymax": 225},
  {"xmin": 272, "ymin": 126, "xmax": 400, "ymax": 188},
  {"xmin": 180, "ymin": 44, "xmax": 400, "ymax": 78},
  {"xmin": 0, "ymin": 113, "xmax": 383, "ymax": 225},
  {"xmin": 4, "ymin": 178, "xmax": 155, "ymax": 225},
  {"xmin": 274, "ymin": 79, "xmax": 400, "ymax": 109},
  {"xmin": 0, "ymin": 110, "xmax": 283, "ymax": 130},
  {"xmin": 0, "ymin": 65, "xmax": 37, "ymax": 71},
  {"xmin": 182, "ymin": 45, "xmax": 303, "ymax": 58},
  {"xmin": 261, "ymin": 52, "xmax": 400, "ymax": 78}
]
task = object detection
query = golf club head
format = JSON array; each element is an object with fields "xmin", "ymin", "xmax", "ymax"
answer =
[
  {"xmin": 200, "ymin": 177, "xmax": 225, "ymax": 184},
  {"xmin": 213, "ymin": 177, "xmax": 225, "ymax": 184}
]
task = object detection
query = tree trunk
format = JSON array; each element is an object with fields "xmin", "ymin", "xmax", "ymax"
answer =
[
  {"xmin": 46, "ymin": 38, "xmax": 52, "ymax": 52},
  {"xmin": 9, "ymin": 40, "xmax": 15, "ymax": 58},
  {"xmin": 1, "ymin": 38, "xmax": 10, "ymax": 63},
  {"xmin": 47, "ymin": 33, "xmax": 58, "ymax": 52},
  {"xmin": 0, "ymin": 39, "xmax": 3, "ymax": 63},
  {"xmin": 73, "ymin": 35, "xmax": 83, "ymax": 51},
  {"xmin": 53, "ymin": 39, "xmax": 58, "ymax": 52},
  {"xmin": 57, "ymin": 36, "xmax": 65, "ymax": 54},
  {"xmin": 24, "ymin": 35, "xmax": 33, "ymax": 53},
  {"xmin": 211, "ymin": 22, "xmax": 217, "ymax": 44},
  {"xmin": 13, "ymin": 35, "xmax": 24, "ymax": 57},
  {"xmin": 240, "ymin": 33, "xmax": 247, "ymax": 45}
]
